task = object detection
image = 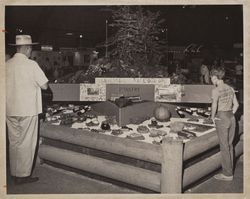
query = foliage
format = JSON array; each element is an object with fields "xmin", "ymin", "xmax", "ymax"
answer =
[{"xmin": 109, "ymin": 6, "xmax": 166, "ymax": 69}]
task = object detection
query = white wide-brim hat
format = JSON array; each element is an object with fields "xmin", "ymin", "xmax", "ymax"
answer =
[{"xmin": 9, "ymin": 35, "xmax": 39, "ymax": 46}]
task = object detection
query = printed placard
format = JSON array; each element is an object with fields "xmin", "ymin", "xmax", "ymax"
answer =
[
  {"xmin": 155, "ymin": 84, "xmax": 184, "ymax": 102},
  {"xmin": 80, "ymin": 84, "xmax": 106, "ymax": 101}
]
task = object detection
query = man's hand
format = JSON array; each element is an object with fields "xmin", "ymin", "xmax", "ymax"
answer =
[{"xmin": 40, "ymin": 82, "xmax": 48, "ymax": 90}]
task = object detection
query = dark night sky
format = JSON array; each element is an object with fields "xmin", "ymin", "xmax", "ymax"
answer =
[{"xmin": 5, "ymin": 5, "xmax": 243, "ymax": 49}]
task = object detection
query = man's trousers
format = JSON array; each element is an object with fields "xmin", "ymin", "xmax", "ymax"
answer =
[{"xmin": 6, "ymin": 115, "xmax": 38, "ymax": 177}]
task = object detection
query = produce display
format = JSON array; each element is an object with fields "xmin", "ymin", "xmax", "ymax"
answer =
[
  {"xmin": 176, "ymin": 106, "xmax": 211, "ymax": 118},
  {"xmin": 44, "ymin": 104, "xmax": 216, "ymax": 145}
]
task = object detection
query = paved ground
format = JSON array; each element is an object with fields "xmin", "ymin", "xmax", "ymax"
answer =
[
  {"xmin": 186, "ymin": 157, "xmax": 243, "ymax": 193},
  {"xmin": 6, "ymin": 156, "xmax": 243, "ymax": 195}
]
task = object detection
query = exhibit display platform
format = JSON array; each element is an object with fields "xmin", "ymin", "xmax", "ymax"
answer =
[
  {"xmin": 38, "ymin": 81, "xmax": 243, "ymax": 193},
  {"xmin": 39, "ymin": 118, "xmax": 243, "ymax": 193}
]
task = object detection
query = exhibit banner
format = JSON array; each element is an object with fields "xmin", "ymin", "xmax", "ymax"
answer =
[
  {"xmin": 80, "ymin": 84, "xmax": 106, "ymax": 101},
  {"xmin": 95, "ymin": 77, "xmax": 170, "ymax": 85}
]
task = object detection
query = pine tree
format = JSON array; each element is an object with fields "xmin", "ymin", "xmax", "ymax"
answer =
[{"xmin": 109, "ymin": 6, "xmax": 165, "ymax": 70}]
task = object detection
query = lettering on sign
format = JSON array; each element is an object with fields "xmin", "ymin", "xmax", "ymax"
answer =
[
  {"xmin": 95, "ymin": 77, "xmax": 170, "ymax": 85},
  {"xmin": 106, "ymin": 84, "xmax": 155, "ymax": 101},
  {"xmin": 119, "ymin": 87, "xmax": 140, "ymax": 93}
]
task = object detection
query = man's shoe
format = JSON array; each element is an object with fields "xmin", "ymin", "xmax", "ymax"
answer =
[
  {"xmin": 14, "ymin": 176, "xmax": 39, "ymax": 185},
  {"xmin": 214, "ymin": 173, "xmax": 233, "ymax": 181}
]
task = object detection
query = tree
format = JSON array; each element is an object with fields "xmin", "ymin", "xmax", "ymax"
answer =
[{"xmin": 109, "ymin": 6, "xmax": 165, "ymax": 69}]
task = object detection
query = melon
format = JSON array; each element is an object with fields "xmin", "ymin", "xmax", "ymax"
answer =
[{"xmin": 154, "ymin": 105, "xmax": 171, "ymax": 122}]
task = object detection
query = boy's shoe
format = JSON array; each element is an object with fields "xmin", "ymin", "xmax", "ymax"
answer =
[{"xmin": 214, "ymin": 173, "xmax": 233, "ymax": 181}]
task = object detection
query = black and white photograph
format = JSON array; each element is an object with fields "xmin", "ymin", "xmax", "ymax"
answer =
[{"xmin": 0, "ymin": 1, "xmax": 248, "ymax": 198}]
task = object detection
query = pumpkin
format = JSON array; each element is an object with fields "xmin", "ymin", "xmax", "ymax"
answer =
[{"xmin": 154, "ymin": 105, "xmax": 171, "ymax": 122}]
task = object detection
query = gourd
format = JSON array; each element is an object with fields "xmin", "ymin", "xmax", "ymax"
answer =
[{"xmin": 154, "ymin": 105, "xmax": 171, "ymax": 122}]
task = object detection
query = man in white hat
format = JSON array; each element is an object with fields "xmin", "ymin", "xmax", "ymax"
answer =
[{"xmin": 6, "ymin": 35, "xmax": 48, "ymax": 184}]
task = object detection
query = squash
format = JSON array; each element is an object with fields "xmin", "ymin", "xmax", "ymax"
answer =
[{"xmin": 154, "ymin": 105, "xmax": 171, "ymax": 122}]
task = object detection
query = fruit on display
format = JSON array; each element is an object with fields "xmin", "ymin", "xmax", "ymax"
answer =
[
  {"xmin": 137, "ymin": 125, "xmax": 150, "ymax": 134},
  {"xmin": 151, "ymin": 118, "xmax": 158, "ymax": 126},
  {"xmin": 92, "ymin": 118, "xmax": 99, "ymax": 124},
  {"xmin": 60, "ymin": 118, "xmax": 73, "ymax": 125},
  {"xmin": 91, "ymin": 129, "xmax": 101, "ymax": 133},
  {"xmin": 183, "ymin": 122, "xmax": 213, "ymax": 133},
  {"xmin": 77, "ymin": 115, "xmax": 87, "ymax": 122},
  {"xmin": 177, "ymin": 131, "xmax": 191, "ymax": 139},
  {"xmin": 154, "ymin": 105, "xmax": 171, "ymax": 122},
  {"xmin": 182, "ymin": 130, "xmax": 197, "ymax": 137},
  {"xmin": 152, "ymin": 140, "xmax": 162, "ymax": 145},
  {"xmin": 149, "ymin": 129, "xmax": 167, "ymax": 137},
  {"xmin": 101, "ymin": 121, "xmax": 111, "ymax": 130},
  {"xmin": 176, "ymin": 106, "xmax": 193, "ymax": 115},
  {"xmin": 111, "ymin": 129, "xmax": 123, "ymax": 136},
  {"xmin": 197, "ymin": 108, "xmax": 211, "ymax": 118},
  {"xmin": 176, "ymin": 110, "xmax": 185, "ymax": 118},
  {"xmin": 126, "ymin": 133, "xmax": 145, "ymax": 140},
  {"xmin": 86, "ymin": 120, "xmax": 99, "ymax": 127},
  {"xmin": 187, "ymin": 117, "xmax": 199, "ymax": 122},
  {"xmin": 177, "ymin": 130, "xmax": 197, "ymax": 140},
  {"xmin": 170, "ymin": 121, "xmax": 185, "ymax": 133},
  {"xmin": 121, "ymin": 126, "xmax": 133, "ymax": 131},
  {"xmin": 148, "ymin": 123, "xmax": 164, "ymax": 129},
  {"xmin": 84, "ymin": 113, "xmax": 97, "ymax": 119},
  {"xmin": 203, "ymin": 118, "xmax": 214, "ymax": 125},
  {"xmin": 82, "ymin": 127, "xmax": 91, "ymax": 131}
]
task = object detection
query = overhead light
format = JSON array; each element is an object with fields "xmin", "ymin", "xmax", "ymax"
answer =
[
  {"xmin": 66, "ymin": 32, "xmax": 73, "ymax": 36},
  {"xmin": 41, "ymin": 45, "xmax": 53, "ymax": 51},
  {"xmin": 79, "ymin": 34, "xmax": 83, "ymax": 38},
  {"xmin": 16, "ymin": 28, "xmax": 23, "ymax": 33}
]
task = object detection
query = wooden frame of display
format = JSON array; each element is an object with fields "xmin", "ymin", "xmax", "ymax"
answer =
[{"xmin": 39, "ymin": 123, "xmax": 243, "ymax": 193}]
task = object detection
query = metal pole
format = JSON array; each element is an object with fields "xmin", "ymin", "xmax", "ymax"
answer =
[
  {"xmin": 105, "ymin": 19, "xmax": 108, "ymax": 58},
  {"xmin": 166, "ymin": 28, "xmax": 168, "ymax": 65}
]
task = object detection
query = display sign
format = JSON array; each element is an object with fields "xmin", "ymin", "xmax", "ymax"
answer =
[
  {"xmin": 95, "ymin": 77, "xmax": 170, "ymax": 85},
  {"xmin": 106, "ymin": 84, "xmax": 155, "ymax": 101},
  {"xmin": 155, "ymin": 84, "xmax": 183, "ymax": 102},
  {"xmin": 80, "ymin": 84, "xmax": 106, "ymax": 101}
]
